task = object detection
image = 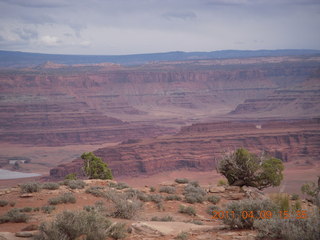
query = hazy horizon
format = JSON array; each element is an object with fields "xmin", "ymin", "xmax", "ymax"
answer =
[{"xmin": 0, "ymin": 0, "xmax": 320, "ymax": 55}]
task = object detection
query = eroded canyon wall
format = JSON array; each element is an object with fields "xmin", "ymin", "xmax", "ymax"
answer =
[{"xmin": 50, "ymin": 118, "xmax": 320, "ymax": 178}]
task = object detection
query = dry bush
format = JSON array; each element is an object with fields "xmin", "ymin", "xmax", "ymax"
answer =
[
  {"xmin": 107, "ymin": 222, "xmax": 128, "ymax": 239},
  {"xmin": 85, "ymin": 186, "xmax": 105, "ymax": 197},
  {"xmin": 48, "ymin": 193, "xmax": 76, "ymax": 205},
  {"xmin": 151, "ymin": 215, "xmax": 173, "ymax": 222},
  {"xmin": 42, "ymin": 182, "xmax": 60, "ymax": 190},
  {"xmin": 206, "ymin": 205, "xmax": 220, "ymax": 215},
  {"xmin": 41, "ymin": 206, "xmax": 55, "ymax": 214},
  {"xmin": 159, "ymin": 186, "xmax": 176, "ymax": 194},
  {"xmin": 0, "ymin": 208, "xmax": 29, "ymax": 223},
  {"xmin": 179, "ymin": 205, "xmax": 196, "ymax": 216},
  {"xmin": 254, "ymin": 211, "xmax": 320, "ymax": 240},
  {"xmin": 183, "ymin": 183, "xmax": 206, "ymax": 204},
  {"xmin": 0, "ymin": 200, "xmax": 8, "ymax": 207},
  {"xmin": 109, "ymin": 182, "xmax": 129, "ymax": 190},
  {"xmin": 175, "ymin": 178, "xmax": 189, "ymax": 184},
  {"xmin": 223, "ymin": 199, "xmax": 277, "ymax": 229},
  {"xmin": 20, "ymin": 182, "xmax": 41, "ymax": 193},
  {"xmin": 165, "ymin": 195, "xmax": 182, "ymax": 201},
  {"xmin": 34, "ymin": 210, "xmax": 111, "ymax": 240},
  {"xmin": 65, "ymin": 180, "xmax": 86, "ymax": 189},
  {"xmin": 207, "ymin": 195, "xmax": 220, "ymax": 204},
  {"xmin": 175, "ymin": 231, "xmax": 189, "ymax": 240}
]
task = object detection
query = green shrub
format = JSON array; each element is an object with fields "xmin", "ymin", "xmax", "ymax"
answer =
[
  {"xmin": 137, "ymin": 193, "xmax": 151, "ymax": 202},
  {"xmin": 48, "ymin": 193, "xmax": 76, "ymax": 205},
  {"xmin": 64, "ymin": 173, "xmax": 77, "ymax": 180},
  {"xmin": 223, "ymin": 199, "xmax": 277, "ymax": 229},
  {"xmin": 42, "ymin": 182, "xmax": 60, "ymax": 190},
  {"xmin": 207, "ymin": 195, "xmax": 220, "ymax": 204},
  {"xmin": 159, "ymin": 186, "xmax": 176, "ymax": 194},
  {"xmin": 217, "ymin": 179, "xmax": 228, "ymax": 186},
  {"xmin": 33, "ymin": 207, "xmax": 40, "ymax": 212},
  {"xmin": 85, "ymin": 186, "xmax": 105, "ymax": 197},
  {"xmin": 207, "ymin": 205, "xmax": 220, "ymax": 215},
  {"xmin": 217, "ymin": 148, "xmax": 284, "ymax": 190},
  {"xmin": 175, "ymin": 178, "xmax": 189, "ymax": 184},
  {"xmin": 165, "ymin": 195, "xmax": 182, "ymax": 201},
  {"xmin": 150, "ymin": 186, "xmax": 156, "ymax": 192},
  {"xmin": 82, "ymin": 152, "xmax": 113, "ymax": 180},
  {"xmin": 34, "ymin": 210, "xmax": 111, "ymax": 240},
  {"xmin": 271, "ymin": 193, "xmax": 290, "ymax": 211},
  {"xmin": 179, "ymin": 205, "xmax": 196, "ymax": 216},
  {"xmin": 183, "ymin": 183, "xmax": 206, "ymax": 203},
  {"xmin": 151, "ymin": 215, "xmax": 173, "ymax": 222},
  {"xmin": 175, "ymin": 231, "xmax": 189, "ymax": 240},
  {"xmin": 107, "ymin": 222, "xmax": 127, "ymax": 239},
  {"xmin": 41, "ymin": 205, "xmax": 55, "ymax": 214},
  {"xmin": 0, "ymin": 200, "xmax": 8, "ymax": 207},
  {"xmin": 20, "ymin": 182, "xmax": 41, "ymax": 193},
  {"xmin": 254, "ymin": 211, "xmax": 320, "ymax": 240}
]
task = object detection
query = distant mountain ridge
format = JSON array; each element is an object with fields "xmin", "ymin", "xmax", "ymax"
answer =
[{"xmin": 1, "ymin": 49, "xmax": 320, "ymax": 67}]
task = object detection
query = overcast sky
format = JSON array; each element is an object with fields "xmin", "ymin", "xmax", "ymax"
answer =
[{"xmin": 0, "ymin": 0, "xmax": 319, "ymax": 55}]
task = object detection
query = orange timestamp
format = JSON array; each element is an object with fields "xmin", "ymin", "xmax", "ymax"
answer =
[{"xmin": 212, "ymin": 210, "xmax": 308, "ymax": 220}]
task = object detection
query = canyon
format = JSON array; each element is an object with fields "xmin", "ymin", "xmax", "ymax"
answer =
[{"xmin": 0, "ymin": 51, "xmax": 319, "ymax": 181}]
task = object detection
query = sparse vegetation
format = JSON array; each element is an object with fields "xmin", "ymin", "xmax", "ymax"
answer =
[
  {"xmin": 151, "ymin": 215, "xmax": 173, "ymax": 221},
  {"xmin": 42, "ymin": 182, "xmax": 60, "ymax": 190},
  {"xmin": 0, "ymin": 200, "xmax": 9, "ymax": 207},
  {"xmin": 179, "ymin": 205, "xmax": 196, "ymax": 216},
  {"xmin": 34, "ymin": 210, "xmax": 111, "ymax": 240},
  {"xmin": 9, "ymin": 201, "xmax": 16, "ymax": 207},
  {"xmin": 159, "ymin": 186, "xmax": 176, "ymax": 194},
  {"xmin": 150, "ymin": 186, "xmax": 156, "ymax": 192},
  {"xmin": 175, "ymin": 178, "xmax": 189, "ymax": 184},
  {"xmin": 207, "ymin": 195, "xmax": 220, "ymax": 204},
  {"xmin": 48, "ymin": 193, "xmax": 76, "ymax": 205},
  {"xmin": 82, "ymin": 152, "xmax": 113, "ymax": 180},
  {"xmin": 254, "ymin": 211, "xmax": 320, "ymax": 240},
  {"xmin": 222, "ymin": 199, "xmax": 277, "ymax": 229},
  {"xmin": 20, "ymin": 182, "xmax": 41, "ymax": 193},
  {"xmin": 217, "ymin": 148, "xmax": 284, "ymax": 190}
]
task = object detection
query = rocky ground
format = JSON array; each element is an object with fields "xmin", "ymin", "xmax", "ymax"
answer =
[{"xmin": 0, "ymin": 179, "xmax": 316, "ymax": 240}]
